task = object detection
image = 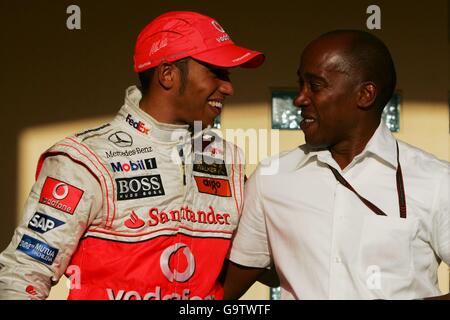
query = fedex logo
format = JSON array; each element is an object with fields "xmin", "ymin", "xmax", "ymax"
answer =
[
  {"xmin": 111, "ymin": 158, "xmax": 157, "ymax": 173},
  {"xmin": 126, "ymin": 114, "xmax": 149, "ymax": 135}
]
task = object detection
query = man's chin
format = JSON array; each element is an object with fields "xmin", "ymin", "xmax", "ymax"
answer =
[{"xmin": 305, "ymin": 137, "xmax": 328, "ymax": 150}]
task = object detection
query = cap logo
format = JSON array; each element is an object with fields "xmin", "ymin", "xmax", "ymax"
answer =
[
  {"xmin": 211, "ymin": 20, "xmax": 225, "ymax": 33},
  {"xmin": 150, "ymin": 38, "xmax": 168, "ymax": 55}
]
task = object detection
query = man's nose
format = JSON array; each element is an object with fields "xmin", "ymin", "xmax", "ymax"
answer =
[
  {"xmin": 294, "ymin": 87, "xmax": 310, "ymax": 108},
  {"xmin": 219, "ymin": 80, "xmax": 234, "ymax": 96}
]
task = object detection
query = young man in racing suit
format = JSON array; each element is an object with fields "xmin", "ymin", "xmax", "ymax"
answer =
[{"xmin": 0, "ymin": 11, "xmax": 264, "ymax": 300}]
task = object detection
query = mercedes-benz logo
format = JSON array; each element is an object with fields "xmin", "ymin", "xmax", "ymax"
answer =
[{"xmin": 108, "ymin": 131, "xmax": 133, "ymax": 147}]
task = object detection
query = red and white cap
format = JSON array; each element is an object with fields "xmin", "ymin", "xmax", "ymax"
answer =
[{"xmin": 134, "ymin": 11, "xmax": 265, "ymax": 72}]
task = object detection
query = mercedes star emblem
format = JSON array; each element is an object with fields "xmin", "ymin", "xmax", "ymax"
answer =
[{"xmin": 108, "ymin": 131, "xmax": 133, "ymax": 147}]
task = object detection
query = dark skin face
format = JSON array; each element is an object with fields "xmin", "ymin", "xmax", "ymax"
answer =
[
  {"xmin": 173, "ymin": 59, "xmax": 234, "ymax": 128},
  {"xmin": 140, "ymin": 58, "xmax": 234, "ymax": 129},
  {"xmin": 294, "ymin": 35, "xmax": 379, "ymax": 169}
]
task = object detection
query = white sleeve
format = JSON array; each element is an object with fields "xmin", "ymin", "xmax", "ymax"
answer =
[
  {"xmin": 229, "ymin": 167, "xmax": 271, "ymax": 268},
  {"xmin": 0, "ymin": 155, "xmax": 102, "ymax": 300},
  {"xmin": 431, "ymin": 168, "xmax": 450, "ymax": 264}
]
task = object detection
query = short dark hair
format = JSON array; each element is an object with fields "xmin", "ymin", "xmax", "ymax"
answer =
[
  {"xmin": 319, "ymin": 30, "xmax": 397, "ymax": 112},
  {"xmin": 138, "ymin": 58, "xmax": 190, "ymax": 96}
]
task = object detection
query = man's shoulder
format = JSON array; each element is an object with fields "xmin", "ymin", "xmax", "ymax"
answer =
[
  {"xmin": 256, "ymin": 144, "xmax": 309, "ymax": 176},
  {"xmin": 72, "ymin": 123, "xmax": 114, "ymax": 140},
  {"xmin": 46, "ymin": 121, "xmax": 118, "ymax": 155},
  {"xmin": 399, "ymin": 140, "xmax": 449, "ymax": 176}
]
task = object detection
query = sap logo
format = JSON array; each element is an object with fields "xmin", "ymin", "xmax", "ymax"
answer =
[
  {"xmin": 126, "ymin": 114, "xmax": 149, "ymax": 135},
  {"xmin": 28, "ymin": 212, "xmax": 64, "ymax": 233},
  {"xmin": 111, "ymin": 158, "xmax": 157, "ymax": 173},
  {"xmin": 116, "ymin": 175, "xmax": 165, "ymax": 200}
]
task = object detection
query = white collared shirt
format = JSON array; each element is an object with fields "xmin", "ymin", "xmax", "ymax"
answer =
[{"xmin": 229, "ymin": 124, "xmax": 450, "ymax": 299}]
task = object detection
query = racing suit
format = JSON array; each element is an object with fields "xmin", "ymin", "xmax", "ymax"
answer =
[{"xmin": 0, "ymin": 86, "xmax": 245, "ymax": 300}]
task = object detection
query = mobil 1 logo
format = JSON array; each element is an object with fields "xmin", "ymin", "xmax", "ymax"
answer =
[
  {"xmin": 111, "ymin": 158, "xmax": 157, "ymax": 173},
  {"xmin": 116, "ymin": 175, "xmax": 165, "ymax": 201}
]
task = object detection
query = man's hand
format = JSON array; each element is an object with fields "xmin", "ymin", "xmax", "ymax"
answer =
[
  {"xmin": 423, "ymin": 293, "xmax": 450, "ymax": 300},
  {"xmin": 222, "ymin": 260, "xmax": 266, "ymax": 300}
]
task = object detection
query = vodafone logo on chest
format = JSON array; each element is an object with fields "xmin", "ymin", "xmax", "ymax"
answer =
[
  {"xmin": 39, "ymin": 177, "xmax": 84, "ymax": 214},
  {"xmin": 105, "ymin": 243, "xmax": 215, "ymax": 300}
]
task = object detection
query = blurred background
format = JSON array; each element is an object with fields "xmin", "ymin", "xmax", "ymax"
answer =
[{"xmin": 0, "ymin": 0, "xmax": 448, "ymax": 299}]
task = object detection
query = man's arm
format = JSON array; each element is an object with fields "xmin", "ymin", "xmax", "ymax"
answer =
[
  {"xmin": 0, "ymin": 155, "xmax": 101, "ymax": 299},
  {"xmin": 223, "ymin": 166, "xmax": 273, "ymax": 299},
  {"xmin": 222, "ymin": 260, "xmax": 266, "ymax": 300},
  {"xmin": 423, "ymin": 293, "xmax": 450, "ymax": 300},
  {"xmin": 426, "ymin": 167, "xmax": 450, "ymax": 300}
]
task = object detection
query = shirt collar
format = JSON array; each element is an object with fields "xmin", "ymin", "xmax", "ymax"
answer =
[
  {"xmin": 295, "ymin": 123, "xmax": 398, "ymax": 170},
  {"xmin": 362, "ymin": 122, "xmax": 398, "ymax": 168},
  {"xmin": 116, "ymin": 86, "xmax": 208, "ymax": 144}
]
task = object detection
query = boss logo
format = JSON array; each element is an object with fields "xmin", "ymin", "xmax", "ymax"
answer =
[{"xmin": 116, "ymin": 175, "xmax": 165, "ymax": 200}]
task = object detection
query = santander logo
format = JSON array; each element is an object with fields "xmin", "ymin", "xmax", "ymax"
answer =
[{"xmin": 124, "ymin": 211, "xmax": 145, "ymax": 229}]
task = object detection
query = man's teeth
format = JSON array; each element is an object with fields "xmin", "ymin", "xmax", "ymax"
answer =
[
  {"xmin": 208, "ymin": 101, "xmax": 223, "ymax": 108},
  {"xmin": 304, "ymin": 119, "xmax": 314, "ymax": 123}
]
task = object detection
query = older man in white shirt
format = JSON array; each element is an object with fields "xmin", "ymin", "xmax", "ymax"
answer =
[{"xmin": 223, "ymin": 29, "xmax": 449, "ymax": 300}]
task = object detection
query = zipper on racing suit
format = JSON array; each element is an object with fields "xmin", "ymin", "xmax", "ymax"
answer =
[{"xmin": 177, "ymin": 146, "xmax": 186, "ymax": 186}]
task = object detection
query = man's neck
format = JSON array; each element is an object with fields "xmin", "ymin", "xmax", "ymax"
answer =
[
  {"xmin": 139, "ymin": 95, "xmax": 176, "ymax": 125},
  {"xmin": 329, "ymin": 122, "xmax": 379, "ymax": 170}
]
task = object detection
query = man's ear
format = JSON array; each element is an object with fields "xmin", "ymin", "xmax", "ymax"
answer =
[
  {"xmin": 156, "ymin": 62, "xmax": 177, "ymax": 90},
  {"xmin": 357, "ymin": 82, "xmax": 377, "ymax": 109}
]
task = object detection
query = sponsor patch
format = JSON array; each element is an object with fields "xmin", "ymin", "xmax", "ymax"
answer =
[
  {"xmin": 105, "ymin": 146, "xmax": 153, "ymax": 158},
  {"xmin": 111, "ymin": 158, "xmax": 157, "ymax": 173},
  {"xmin": 28, "ymin": 212, "xmax": 65, "ymax": 233},
  {"xmin": 126, "ymin": 114, "xmax": 150, "ymax": 135},
  {"xmin": 25, "ymin": 285, "xmax": 37, "ymax": 296},
  {"xmin": 75, "ymin": 123, "xmax": 111, "ymax": 137},
  {"xmin": 124, "ymin": 211, "xmax": 145, "ymax": 229},
  {"xmin": 116, "ymin": 175, "xmax": 165, "ymax": 200},
  {"xmin": 194, "ymin": 176, "xmax": 231, "ymax": 197},
  {"xmin": 39, "ymin": 177, "xmax": 84, "ymax": 215},
  {"xmin": 17, "ymin": 234, "xmax": 59, "ymax": 265},
  {"xmin": 108, "ymin": 131, "xmax": 133, "ymax": 147},
  {"xmin": 193, "ymin": 155, "xmax": 227, "ymax": 176}
]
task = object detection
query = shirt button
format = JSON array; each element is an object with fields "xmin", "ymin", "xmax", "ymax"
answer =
[{"xmin": 335, "ymin": 257, "xmax": 342, "ymax": 263}]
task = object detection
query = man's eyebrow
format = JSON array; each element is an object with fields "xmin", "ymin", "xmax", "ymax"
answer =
[
  {"xmin": 303, "ymin": 72, "xmax": 327, "ymax": 82},
  {"xmin": 209, "ymin": 66, "xmax": 230, "ymax": 78}
]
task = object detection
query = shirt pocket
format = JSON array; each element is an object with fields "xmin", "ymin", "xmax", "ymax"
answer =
[{"xmin": 357, "ymin": 214, "xmax": 419, "ymax": 279}]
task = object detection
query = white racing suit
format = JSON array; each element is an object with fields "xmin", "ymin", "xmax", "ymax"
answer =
[{"xmin": 0, "ymin": 86, "xmax": 244, "ymax": 300}]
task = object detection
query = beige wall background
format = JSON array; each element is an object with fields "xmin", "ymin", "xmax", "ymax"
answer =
[{"xmin": 1, "ymin": 0, "xmax": 448, "ymax": 299}]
